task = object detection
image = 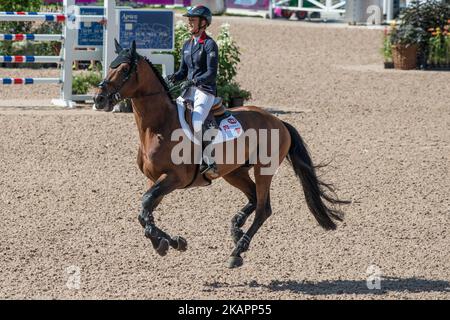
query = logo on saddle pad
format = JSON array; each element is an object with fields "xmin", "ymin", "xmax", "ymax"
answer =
[{"xmin": 218, "ymin": 116, "xmax": 242, "ymax": 142}]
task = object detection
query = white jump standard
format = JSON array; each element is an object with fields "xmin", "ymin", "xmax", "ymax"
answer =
[
  {"xmin": 0, "ymin": 34, "xmax": 64, "ymax": 41},
  {"xmin": 0, "ymin": 56, "xmax": 62, "ymax": 63},
  {"xmin": 0, "ymin": 78, "xmax": 62, "ymax": 85}
]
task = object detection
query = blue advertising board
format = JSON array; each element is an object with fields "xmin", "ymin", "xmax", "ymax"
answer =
[
  {"xmin": 225, "ymin": 0, "xmax": 270, "ymax": 11},
  {"xmin": 77, "ymin": 7, "xmax": 104, "ymax": 47},
  {"xmin": 119, "ymin": 10, "xmax": 174, "ymax": 51}
]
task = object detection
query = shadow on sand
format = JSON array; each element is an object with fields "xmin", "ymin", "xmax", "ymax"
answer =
[
  {"xmin": 205, "ymin": 277, "xmax": 450, "ymax": 296},
  {"xmin": 265, "ymin": 108, "xmax": 310, "ymax": 115}
]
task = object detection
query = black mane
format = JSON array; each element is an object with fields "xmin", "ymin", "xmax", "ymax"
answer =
[{"xmin": 142, "ymin": 56, "xmax": 174, "ymax": 102}]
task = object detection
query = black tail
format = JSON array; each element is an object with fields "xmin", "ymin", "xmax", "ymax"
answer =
[{"xmin": 282, "ymin": 121, "xmax": 349, "ymax": 230}]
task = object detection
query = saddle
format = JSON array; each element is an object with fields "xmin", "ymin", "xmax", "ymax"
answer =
[{"xmin": 183, "ymin": 97, "xmax": 228, "ymax": 131}]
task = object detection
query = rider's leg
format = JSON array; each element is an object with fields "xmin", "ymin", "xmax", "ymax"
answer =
[
  {"xmin": 192, "ymin": 87, "xmax": 215, "ymax": 132},
  {"xmin": 191, "ymin": 88, "xmax": 217, "ymax": 173}
]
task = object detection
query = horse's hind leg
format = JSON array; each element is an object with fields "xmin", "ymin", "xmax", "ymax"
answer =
[
  {"xmin": 229, "ymin": 167, "xmax": 273, "ymax": 268},
  {"xmin": 223, "ymin": 167, "xmax": 257, "ymax": 244},
  {"xmin": 139, "ymin": 174, "xmax": 187, "ymax": 256}
]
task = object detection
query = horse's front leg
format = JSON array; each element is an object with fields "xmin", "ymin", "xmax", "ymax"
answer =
[
  {"xmin": 138, "ymin": 174, "xmax": 187, "ymax": 256},
  {"xmin": 138, "ymin": 180, "xmax": 162, "ymax": 228}
]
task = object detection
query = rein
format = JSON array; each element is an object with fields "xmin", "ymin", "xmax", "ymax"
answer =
[{"xmin": 129, "ymin": 83, "xmax": 183, "ymax": 99}]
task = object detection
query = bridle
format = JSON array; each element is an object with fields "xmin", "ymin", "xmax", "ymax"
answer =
[{"xmin": 97, "ymin": 55, "xmax": 167, "ymax": 106}]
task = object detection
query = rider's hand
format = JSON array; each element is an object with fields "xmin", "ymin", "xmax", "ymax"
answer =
[{"xmin": 180, "ymin": 79, "xmax": 196, "ymax": 91}]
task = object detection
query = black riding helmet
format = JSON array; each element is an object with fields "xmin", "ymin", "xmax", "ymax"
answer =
[{"xmin": 183, "ymin": 5, "xmax": 212, "ymax": 26}]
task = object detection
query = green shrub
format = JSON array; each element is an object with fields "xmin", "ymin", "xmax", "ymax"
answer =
[
  {"xmin": 0, "ymin": 0, "xmax": 41, "ymax": 11},
  {"xmin": 0, "ymin": 0, "xmax": 42, "ymax": 59},
  {"xmin": 401, "ymin": 0, "xmax": 450, "ymax": 40},
  {"xmin": 381, "ymin": 28, "xmax": 392, "ymax": 62},
  {"xmin": 216, "ymin": 23, "xmax": 240, "ymax": 87},
  {"xmin": 428, "ymin": 27, "xmax": 450, "ymax": 66},
  {"xmin": 390, "ymin": 24, "xmax": 427, "ymax": 47},
  {"xmin": 217, "ymin": 82, "xmax": 251, "ymax": 106},
  {"xmin": 216, "ymin": 24, "xmax": 250, "ymax": 106},
  {"xmin": 173, "ymin": 21, "xmax": 191, "ymax": 71},
  {"xmin": 72, "ymin": 72, "xmax": 102, "ymax": 95}
]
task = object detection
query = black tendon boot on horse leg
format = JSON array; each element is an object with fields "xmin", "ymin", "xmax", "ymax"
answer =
[
  {"xmin": 229, "ymin": 168, "xmax": 273, "ymax": 268},
  {"xmin": 139, "ymin": 175, "xmax": 187, "ymax": 256},
  {"xmin": 200, "ymin": 113, "xmax": 219, "ymax": 175}
]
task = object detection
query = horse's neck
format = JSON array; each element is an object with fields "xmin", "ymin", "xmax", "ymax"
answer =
[
  {"xmin": 132, "ymin": 95, "xmax": 179, "ymax": 142},
  {"xmin": 132, "ymin": 60, "xmax": 180, "ymax": 144}
]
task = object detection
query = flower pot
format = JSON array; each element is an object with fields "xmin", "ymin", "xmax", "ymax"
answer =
[
  {"xmin": 384, "ymin": 61, "xmax": 394, "ymax": 69},
  {"xmin": 392, "ymin": 44, "xmax": 418, "ymax": 70},
  {"xmin": 230, "ymin": 97, "xmax": 244, "ymax": 108}
]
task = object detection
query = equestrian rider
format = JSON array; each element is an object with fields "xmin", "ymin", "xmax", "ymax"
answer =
[{"xmin": 166, "ymin": 5, "xmax": 219, "ymax": 175}]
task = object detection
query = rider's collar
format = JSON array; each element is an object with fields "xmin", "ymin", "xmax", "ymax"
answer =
[{"xmin": 191, "ymin": 31, "xmax": 207, "ymax": 44}]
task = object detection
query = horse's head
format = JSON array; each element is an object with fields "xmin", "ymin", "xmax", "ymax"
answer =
[{"xmin": 94, "ymin": 39, "xmax": 140, "ymax": 112}]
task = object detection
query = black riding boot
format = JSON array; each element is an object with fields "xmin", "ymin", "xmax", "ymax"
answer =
[{"xmin": 199, "ymin": 119, "xmax": 219, "ymax": 175}]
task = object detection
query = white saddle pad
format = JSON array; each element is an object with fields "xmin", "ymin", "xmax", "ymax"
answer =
[{"xmin": 176, "ymin": 97, "xmax": 243, "ymax": 145}]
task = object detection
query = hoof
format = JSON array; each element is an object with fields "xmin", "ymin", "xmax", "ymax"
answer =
[
  {"xmin": 232, "ymin": 229, "xmax": 244, "ymax": 245},
  {"xmin": 228, "ymin": 256, "xmax": 244, "ymax": 269},
  {"xmin": 171, "ymin": 236, "xmax": 188, "ymax": 252},
  {"xmin": 156, "ymin": 238, "xmax": 169, "ymax": 256}
]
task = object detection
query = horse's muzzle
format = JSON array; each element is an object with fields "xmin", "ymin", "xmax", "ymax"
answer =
[{"xmin": 93, "ymin": 94, "xmax": 107, "ymax": 109}]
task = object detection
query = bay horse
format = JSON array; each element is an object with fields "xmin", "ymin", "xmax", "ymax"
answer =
[{"xmin": 94, "ymin": 41, "xmax": 349, "ymax": 268}]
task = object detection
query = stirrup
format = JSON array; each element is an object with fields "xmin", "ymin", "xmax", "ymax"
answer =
[{"xmin": 200, "ymin": 162, "xmax": 217, "ymax": 175}]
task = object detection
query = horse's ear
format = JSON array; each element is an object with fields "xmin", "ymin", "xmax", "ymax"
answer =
[
  {"xmin": 114, "ymin": 39, "xmax": 123, "ymax": 54},
  {"xmin": 131, "ymin": 40, "xmax": 137, "ymax": 57}
]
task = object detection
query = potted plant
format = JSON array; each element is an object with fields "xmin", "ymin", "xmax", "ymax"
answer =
[
  {"xmin": 381, "ymin": 27, "xmax": 394, "ymax": 68},
  {"xmin": 217, "ymin": 82, "xmax": 251, "ymax": 108},
  {"xmin": 390, "ymin": 23, "xmax": 427, "ymax": 70},
  {"xmin": 216, "ymin": 24, "xmax": 251, "ymax": 107},
  {"xmin": 399, "ymin": 0, "xmax": 450, "ymax": 69}
]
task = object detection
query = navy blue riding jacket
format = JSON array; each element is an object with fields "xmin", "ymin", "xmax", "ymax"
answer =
[{"xmin": 173, "ymin": 31, "xmax": 219, "ymax": 96}]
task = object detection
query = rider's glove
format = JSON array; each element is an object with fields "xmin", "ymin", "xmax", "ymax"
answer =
[
  {"xmin": 164, "ymin": 74, "xmax": 176, "ymax": 85},
  {"xmin": 180, "ymin": 79, "xmax": 196, "ymax": 91}
]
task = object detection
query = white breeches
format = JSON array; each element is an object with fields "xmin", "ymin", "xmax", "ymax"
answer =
[{"xmin": 183, "ymin": 86, "xmax": 215, "ymax": 133}]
